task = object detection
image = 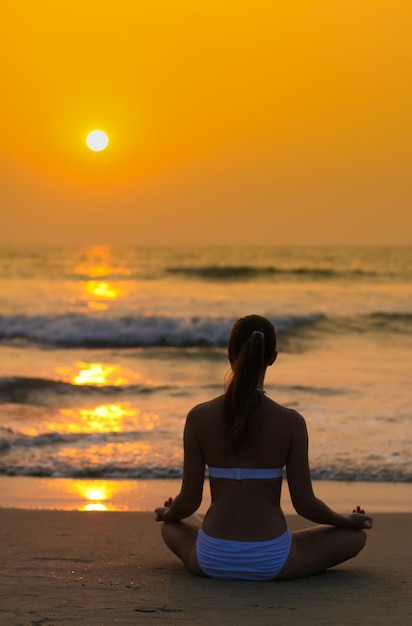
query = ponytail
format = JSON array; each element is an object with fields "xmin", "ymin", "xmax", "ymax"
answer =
[{"xmin": 224, "ymin": 316, "xmax": 276, "ymax": 451}]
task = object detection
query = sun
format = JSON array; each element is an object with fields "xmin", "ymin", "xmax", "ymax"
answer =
[{"xmin": 86, "ymin": 130, "xmax": 109, "ymax": 152}]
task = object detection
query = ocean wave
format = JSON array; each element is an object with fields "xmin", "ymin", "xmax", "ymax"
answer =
[
  {"xmin": 0, "ymin": 426, "xmax": 409, "ymax": 482},
  {"xmin": 0, "ymin": 459, "xmax": 409, "ymax": 482},
  {"xmin": 368, "ymin": 312, "xmax": 412, "ymax": 332},
  {"xmin": 0, "ymin": 313, "xmax": 323, "ymax": 348},
  {"xmin": 0, "ymin": 376, "xmax": 164, "ymax": 404},
  {"xmin": 0, "ymin": 429, "xmax": 146, "ymax": 452},
  {"xmin": 0, "ymin": 311, "xmax": 410, "ymax": 350},
  {"xmin": 315, "ymin": 312, "xmax": 412, "ymax": 335},
  {"xmin": 0, "ymin": 426, "xmax": 409, "ymax": 481},
  {"xmin": 309, "ymin": 466, "xmax": 411, "ymax": 483},
  {"xmin": 166, "ymin": 264, "xmax": 376, "ymax": 280}
]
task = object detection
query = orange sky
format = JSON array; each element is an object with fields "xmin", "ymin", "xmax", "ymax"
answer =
[{"xmin": 1, "ymin": 1, "xmax": 411, "ymax": 246}]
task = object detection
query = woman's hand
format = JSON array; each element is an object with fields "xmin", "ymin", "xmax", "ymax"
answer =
[
  {"xmin": 347, "ymin": 505, "xmax": 373, "ymax": 529},
  {"xmin": 154, "ymin": 507, "xmax": 169, "ymax": 521},
  {"xmin": 154, "ymin": 497, "xmax": 173, "ymax": 522}
]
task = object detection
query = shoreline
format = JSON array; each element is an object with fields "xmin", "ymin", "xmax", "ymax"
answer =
[
  {"xmin": 1, "ymin": 509, "xmax": 411, "ymax": 624},
  {"xmin": 1, "ymin": 475, "xmax": 411, "ymax": 513}
]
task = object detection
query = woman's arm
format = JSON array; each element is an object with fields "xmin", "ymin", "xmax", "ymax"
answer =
[
  {"xmin": 156, "ymin": 408, "xmax": 205, "ymax": 523},
  {"xmin": 286, "ymin": 412, "xmax": 372, "ymax": 529}
]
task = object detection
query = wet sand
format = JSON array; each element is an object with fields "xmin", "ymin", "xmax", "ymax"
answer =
[
  {"xmin": 1, "ymin": 509, "xmax": 411, "ymax": 625},
  {"xmin": 1, "ymin": 476, "xmax": 411, "ymax": 513}
]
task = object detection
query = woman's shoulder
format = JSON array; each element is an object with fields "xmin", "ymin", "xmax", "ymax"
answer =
[
  {"xmin": 265, "ymin": 397, "xmax": 307, "ymax": 429},
  {"xmin": 187, "ymin": 394, "xmax": 225, "ymax": 418}
]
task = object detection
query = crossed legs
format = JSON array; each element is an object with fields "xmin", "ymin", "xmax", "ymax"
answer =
[
  {"xmin": 276, "ymin": 525, "xmax": 367, "ymax": 580},
  {"xmin": 160, "ymin": 514, "xmax": 205, "ymax": 576},
  {"xmin": 159, "ymin": 518, "xmax": 367, "ymax": 580}
]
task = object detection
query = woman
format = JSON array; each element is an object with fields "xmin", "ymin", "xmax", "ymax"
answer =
[{"xmin": 155, "ymin": 314, "xmax": 372, "ymax": 580}]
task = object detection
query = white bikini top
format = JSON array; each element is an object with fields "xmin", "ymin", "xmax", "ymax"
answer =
[{"xmin": 208, "ymin": 466, "xmax": 283, "ymax": 480}]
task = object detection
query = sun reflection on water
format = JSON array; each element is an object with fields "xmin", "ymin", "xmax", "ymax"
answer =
[
  {"xmin": 73, "ymin": 246, "xmax": 132, "ymax": 279},
  {"xmin": 56, "ymin": 361, "xmax": 148, "ymax": 387},
  {"xmin": 51, "ymin": 403, "xmax": 159, "ymax": 434},
  {"xmin": 74, "ymin": 362, "xmax": 134, "ymax": 386},
  {"xmin": 63, "ymin": 404, "xmax": 134, "ymax": 432},
  {"xmin": 83, "ymin": 503, "xmax": 108, "ymax": 511},
  {"xmin": 86, "ymin": 280, "xmax": 124, "ymax": 300},
  {"xmin": 53, "ymin": 361, "xmax": 159, "ymax": 433},
  {"xmin": 70, "ymin": 245, "xmax": 132, "ymax": 310},
  {"xmin": 73, "ymin": 480, "xmax": 134, "ymax": 512}
]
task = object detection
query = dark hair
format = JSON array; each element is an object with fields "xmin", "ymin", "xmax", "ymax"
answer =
[{"xmin": 224, "ymin": 315, "xmax": 277, "ymax": 451}]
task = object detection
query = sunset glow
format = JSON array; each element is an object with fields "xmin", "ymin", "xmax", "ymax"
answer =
[{"xmin": 2, "ymin": 1, "xmax": 411, "ymax": 245}]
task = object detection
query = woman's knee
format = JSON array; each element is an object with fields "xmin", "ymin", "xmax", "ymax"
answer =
[
  {"xmin": 160, "ymin": 521, "xmax": 168, "ymax": 542},
  {"xmin": 160, "ymin": 521, "xmax": 179, "ymax": 552},
  {"xmin": 349, "ymin": 529, "xmax": 367, "ymax": 557},
  {"xmin": 357, "ymin": 529, "xmax": 367, "ymax": 552}
]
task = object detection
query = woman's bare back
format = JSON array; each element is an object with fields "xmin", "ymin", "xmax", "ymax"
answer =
[{"xmin": 189, "ymin": 393, "xmax": 301, "ymax": 541}]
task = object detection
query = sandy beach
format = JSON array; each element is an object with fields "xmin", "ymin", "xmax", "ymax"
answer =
[{"xmin": 1, "ymin": 509, "xmax": 411, "ymax": 626}]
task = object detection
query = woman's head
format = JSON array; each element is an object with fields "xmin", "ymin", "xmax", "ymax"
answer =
[
  {"xmin": 228, "ymin": 314, "xmax": 277, "ymax": 368},
  {"xmin": 225, "ymin": 315, "xmax": 277, "ymax": 451}
]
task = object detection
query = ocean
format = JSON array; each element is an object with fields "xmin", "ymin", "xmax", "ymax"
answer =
[{"xmin": 0, "ymin": 245, "xmax": 411, "ymax": 499}]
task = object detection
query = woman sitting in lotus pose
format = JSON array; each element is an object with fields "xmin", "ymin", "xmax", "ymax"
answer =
[{"xmin": 155, "ymin": 314, "xmax": 372, "ymax": 580}]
